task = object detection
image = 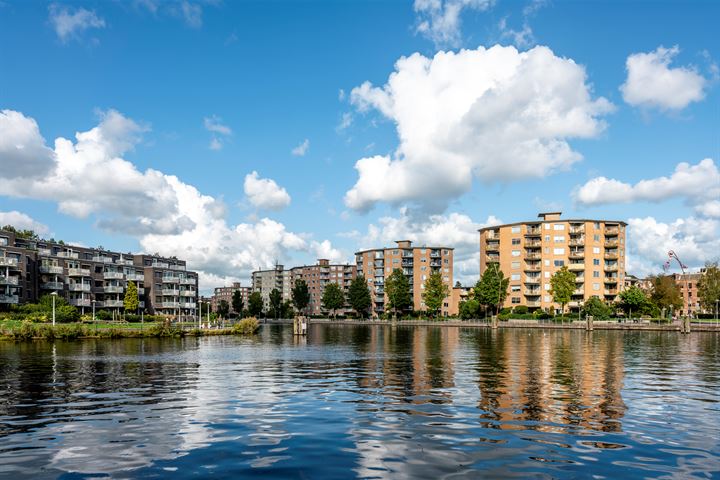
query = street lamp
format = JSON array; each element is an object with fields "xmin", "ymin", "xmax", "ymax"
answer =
[
  {"xmin": 50, "ymin": 291, "xmax": 57, "ymax": 327},
  {"xmin": 92, "ymin": 299, "xmax": 97, "ymax": 335}
]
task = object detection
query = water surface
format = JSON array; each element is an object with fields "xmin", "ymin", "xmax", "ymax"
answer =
[{"xmin": 0, "ymin": 325, "xmax": 718, "ymax": 478}]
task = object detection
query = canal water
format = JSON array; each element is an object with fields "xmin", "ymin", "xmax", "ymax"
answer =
[{"xmin": 0, "ymin": 325, "xmax": 718, "ymax": 479}]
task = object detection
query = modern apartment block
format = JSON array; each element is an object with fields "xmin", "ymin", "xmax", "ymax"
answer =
[
  {"xmin": 672, "ymin": 271, "xmax": 706, "ymax": 317},
  {"xmin": 290, "ymin": 259, "xmax": 356, "ymax": 315},
  {"xmin": 251, "ymin": 264, "xmax": 292, "ymax": 309},
  {"xmin": 479, "ymin": 212, "xmax": 627, "ymax": 312},
  {"xmin": 355, "ymin": 240, "xmax": 454, "ymax": 316},
  {"xmin": 0, "ymin": 229, "xmax": 198, "ymax": 317},
  {"xmin": 210, "ymin": 282, "xmax": 251, "ymax": 312}
]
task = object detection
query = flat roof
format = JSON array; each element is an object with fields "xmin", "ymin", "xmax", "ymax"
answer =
[{"xmin": 478, "ymin": 218, "xmax": 627, "ymax": 232}]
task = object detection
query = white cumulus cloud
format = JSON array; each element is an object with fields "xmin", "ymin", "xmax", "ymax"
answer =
[
  {"xmin": 620, "ymin": 45, "xmax": 708, "ymax": 111},
  {"xmin": 243, "ymin": 171, "xmax": 291, "ymax": 211},
  {"xmin": 0, "ymin": 211, "xmax": 50, "ymax": 235},
  {"xmin": 574, "ymin": 158, "xmax": 720, "ymax": 217},
  {"xmin": 0, "ymin": 109, "xmax": 56, "ymax": 179},
  {"xmin": 291, "ymin": 139, "xmax": 310, "ymax": 156},
  {"xmin": 346, "ymin": 45, "xmax": 613, "ymax": 212},
  {"xmin": 627, "ymin": 216, "xmax": 720, "ymax": 277},
  {"xmin": 414, "ymin": 0, "xmax": 495, "ymax": 48},
  {"xmin": 48, "ymin": 4, "xmax": 105, "ymax": 43}
]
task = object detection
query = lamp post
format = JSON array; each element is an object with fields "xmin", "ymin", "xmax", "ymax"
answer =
[
  {"xmin": 715, "ymin": 299, "xmax": 718, "ymax": 327},
  {"xmin": 92, "ymin": 299, "xmax": 97, "ymax": 336},
  {"xmin": 51, "ymin": 291, "xmax": 57, "ymax": 327}
]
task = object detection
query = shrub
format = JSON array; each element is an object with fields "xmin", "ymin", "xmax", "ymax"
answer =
[
  {"xmin": 513, "ymin": 305, "xmax": 529, "ymax": 314},
  {"xmin": 233, "ymin": 317, "xmax": 260, "ymax": 335}
]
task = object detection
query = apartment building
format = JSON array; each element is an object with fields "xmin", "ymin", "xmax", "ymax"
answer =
[
  {"xmin": 0, "ymin": 229, "xmax": 198, "ymax": 317},
  {"xmin": 251, "ymin": 264, "xmax": 292, "ymax": 309},
  {"xmin": 672, "ymin": 271, "xmax": 706, "ymax": 317},
  {"xmin": 290, "ymin": 259, "xmax": 356, "ymax": 315},
  {"xmin": 479, "ymin": 212, "xmax": 627, "ymax": 312},
  {"xmin": 355, "ymin": 240, "xmax": 454, "ymax": 316},
  {"xmin": 210, "ymin": 282, "xmax": 251, "ymax": 313}
]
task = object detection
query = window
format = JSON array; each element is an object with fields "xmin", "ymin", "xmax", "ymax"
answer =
[
  {"xmin": 420, "ymin": 249, "xmax": 426, "ymax": 254},
  {"xmin": 544, "ymin": 223, "xmax": 551, "ymax": 230},
  {"xmin": 594, "ymin": 234, "xmax": 600, "ymax": 242},
  {"xmin": 511, "ymin": 274, "xmax": 520, "ymax": 281},
  {"xmin": 545, "ymin": 235, "xmax": 550, "ymax": 242},
  {"xmin": 553, "ymin": 224, "xmax": 565, "ymax": 231},
  {"xmin": 511, "ymin": 238, "xmax": 521, "ymax": 245},
  {"xmin": 421, "ymin": 266, "xmax": 426, "ymax": 271},
  {"xmin": 544, "ymin": 284, "xmax": 550, "ymax": 290},
  {"xmin": 511, "ymin": 297, "xmax": 521, "ymax": 304},
  {"xmin": 593, "ymin": 259, "xmax": 600, "ymax": 266},
  {"xmin": 443, "ymin": 249, "xmax": 449, "ymax": 254},
  {"xmin": 594, "ymin": 222, "xmax": 600, "ymax": 229},
  {"xmin": 593, "ymin": 247, "xmax": 600, "ymax": 254},
  {"xmin": 593, "ymin": 271, "xmax": 600, "ymax": 278},
  {"xmin": 544, "ymin": 271, "xmax": 550, "ymax": 278},
  {"xmin": 444, "ymin": 259, "xmax": 449, "ymax": 264},
  {"xmin": 544, "ymin": 260, "xmax": 550, "ymax": 266},
  {"xmin": 553, "ymin": 248, "xmax": 565, "ymax": 255},
  {"xmin": 511, "ymin": 261, "xmax": 520, "ymax": 269},
  {"xmin": 554, "ymin": 236, "xmax": 565, "ymax": 243},
  {"xmin": 544, "ymin": 295, "xmax": 551, "ymax": 302},
  {"xmin": 392, "ymin": 259, "xmax": 399, "ymax": 264},
  {"xmin": 593, "ymin": 283, "xmax": 600, "ymax": 291},
  {"xmin": 511, "ymin": 226, "xmax": 521, "ymax": 233},
  {"xmin": 554, "ymin": 260, "xmax": 565, "ymax": 267},
  {"xmin": 511, "ymin": 285, "xmax": 521, "ymax": 292},
  {"xmin": 511, "ymin": 250, "xmax": 521, "ymax": 257},
  {"xmin": 422, "ymin": 275, "xmax": 427, "ymax": 281}
]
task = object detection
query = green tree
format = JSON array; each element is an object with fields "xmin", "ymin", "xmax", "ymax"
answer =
[
  {"xmin": 698, "ymin": 262, "xmax": 720, "ymax": 314},
  {"xmin": 581, "ymin": 296, "xmax": 611, "ymax": 320},
  {"xmin": 38, "ymin": 294, "xmax": 79, "ymax": 323},
  {"xmin": 422, "ymin": 272, "xmax": 449, "ymax": 318},
  {"xmin": 550, "ymin": 266, "xmax": 576, "ymax": 314},
  {"xmin": 248, "ymin": 292, "xmax": 264, "ymax": 317},
  {"xmin": 1, "ymin": 225, "xmax": 39, "ymax": 240},
  {"xmin": 231, "ymin": 290, "xmax": 244, "ymax": 317},
  {"xmin": 619, "ymin": 286, "xmax": 648, "ymax": 318},
  {"xmin": 269, "ymin": 288, "xmax": 282, "ymax": 319},
  {"xmin": 124, "ymin": 280, "xmax": 139, "ymax": 314},
  {"xmin": 292, "ymin": 279, "xmax": 310, "ymax": 315},
  {"xmin": 385, "ymin": 268, "xmax": 412, "ymax": 318},
  {"xmin": 347, "ymin": 275, "xmax": 372, "ymax": 318},
  {"xmin": 459, "ymin": 298, "xmax": 480, "ymax": 320},
  {"xmin": 649, "ymin": 275, "xmax": 683, "ymax": 312},
  {"xmin": 474, "ymin": 263, "xmax": 509, "ymax": 315},
  {"xmin": 281, "ymin": 300, "xmax": 295, "ymax": 318},
  {"xmin": 322, "ymin": 282, "xmax": 345, "ymax": 319},
  {"xmin": 217, "ymin": 300, "xmax": 230, "ymax": 319}
]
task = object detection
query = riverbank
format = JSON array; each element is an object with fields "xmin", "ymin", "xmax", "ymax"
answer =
[{"xmin": 308, "ymin": 318, "xmax": 720, "ymax": 332}]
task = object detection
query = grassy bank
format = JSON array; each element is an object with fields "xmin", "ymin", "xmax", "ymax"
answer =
[{"xmin": 0, "ymin": 317, "xmax": 260, "ymax": 341}]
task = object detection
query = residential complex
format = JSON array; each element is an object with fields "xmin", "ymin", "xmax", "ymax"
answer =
[
  {"xmin": 0, "ymin": 229, "xmax": 198, "ymax": 317},
  {"xmin": 290, "ymin": 259, "xmax": 356, "ymax": 315},
  {"xmin": 672, "ymin": 271, "xmax": 705, "ymax": 317},
  {"xmin": 251, "ymin": 264, "xmax": 292, "ymax": 309},
  {"xmin": 356, "ymin": 240, "xmax": 454, "ymax": 316},
  {"xmin": 210, "ymin": 282, "xmax": 251, "ymax": 313},
  {"xmin": 479, "ymin": 212, "xmax": 627, "ymax": 312}
]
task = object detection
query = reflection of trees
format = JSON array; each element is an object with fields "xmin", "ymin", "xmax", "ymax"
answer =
[{"xmin": 473, "ymin": 330, "xmax": 627, "ymax": 433}]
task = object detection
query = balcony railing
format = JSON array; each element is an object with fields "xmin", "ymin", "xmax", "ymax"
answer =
[
  {"xmin": 485, "ymin": 242, "xmax": 500, "ymax": 251},
  {"xmin": 160, "ymin": 301, "xmax": 180, "ymax": 309},
  {"xmin": 524, "ymin": 289, "xmax": 541, "ymax": 296},
  {"xmin": 524, "ymin": 252, "xmax": 541, "ymax": 260},
  {"xmin": 117, "ymin": 258, "xmax": 134, "ymax": 266},
  {"xmin": 525, "ymin": 228, "xmax": 541, "ymax": 236},
  {"xmin": 524, "ymin": 277, "xmax": 540, "ymax": 284},
  {"xmin": 568, "ymin": 263, "xmax": 584, "ymax": 270},
  {"xmin": 604, "ymin": 240, "xmax": 619, "ymax": 247},
  {"xmin": 69, "ymin": 298, "xmax": 91, "ymax": 307},
  {"xmin": 0, "ymin": 257, "xmax": 19, "ymax": 268},
  {"xmin": 162, "ymin": 276, "xmax": 181, "ymax": 283},
  {"xmin": 104, "ymin": 271, "xmax": 124, "ymax": 280},
  {"xmin": 604, "ymin": 277, "xmax": 618, "ymax": 284},
  {"xmin": 126, "ymin": 273, "xmax": 145, "ymax": 282},
  {"xmin": 68, "ymin": 268, "xmax": 91, "ymax": 276},
  {"xmin": 92, "ymin": 256, "xmax": 114, "ymax": 263},
  {"xmin": 180, "ymin": 290, "xmax": 195, "ymax": 297},
  {"xmin": 152, "ymin": 261, "xmax": 170, "ymax": 269},
  {"xmin": 180, "ymin": 302, "xmax": 196, "ymax": 309},
  {"xmin": 569, "ymin": 226, "xmax": 585, "ymax": 234},
  {"xmin": 41, "ymin": 282, "xmax": 64, "ymax": 290},
  {"xmin": 605, "ymin": 227, "xmax": 620, "ymax": 235},
  {"xmin": 40, "ymin": 265, "xmax": 64, "ymax": 274},
  {"xmin": 38, "ymin": 248, "xmax": 52, "ymax": 256},
  {"xmin": 57, "ymin": 251, "xmax": 79, "ymax": 259},
  {"xmin": 569, "ymin": 238, "xmax": 585, "ymax": 246},
  {"xmin": 485, "ymin": 256, "xmax": 500, "ymax": 263},
  {"xmin": 179, "ymin": 277, "xmax": 195, "ymax": 285},
  {"xmin": 525, "ymin": 240, "xmax": 541, "ymax": 247},
  {"xmin": 169, "ymin": 264, "xmax": 186, "ymax": 271},
  {"xmin": 526, "ymin": 301, "xmax": 541, "ymax": 307},
  {"xmin": 68, "ymin": 283, "xmax": 91, "ymax": 292},
  {"xmin": 604, "ymin": 252, "xmax": 619, "ymax": 259},
  {"xmin": 103, "ymin": 300, "xmax": 124, "ymax": 308},
  {"xmin": 604, "ymin": 265, "xmax": 618, "ymax": 271},
  {"xmin": 569, "ymin": 251, "xmax": 585, "ymax": 258},
  {"xmin": 161, "ymin": 289, "xmax": 180, "ymax": 296},
  {"xmin": 0, "ymin": 276, "xmax": 19, "ymax": 285},
  {"xmin": 0, "ymin": 294, "xmax": 19, "ymax": 304},
  {"xmin": 104, "ymin": 285, "xmax": 124, "ymax": 293},
  {"xmin": 604, "ymin": 290, "xmax": 618, "ymax": 296}
]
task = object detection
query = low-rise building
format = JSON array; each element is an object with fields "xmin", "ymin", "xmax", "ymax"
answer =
[
  {"xmin": 0, "ymin": 229, "xmax": 198, "ymax": 317},
  {"xmin": 672, "ymin": 271, "xmax": 705, "ymax": 317},
  {"xmin": 211, "ymin": 282, "xmax": 250, "ymax": 313}
]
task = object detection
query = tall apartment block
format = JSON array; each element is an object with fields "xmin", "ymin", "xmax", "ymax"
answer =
[
  {"xmin": 479, "ymin": 212, "xmax": 626, "ymax": 312},
  {"xmin": 355, "ymin": 241, "xmax": 454, "ymax": 316},
  {"xmin": 290, "ymin": 259, "xmax": 356, "ymax": 315},
  {"xmin": 0, "ymin": 229, "xmax": 198, "ymax": 316},
  {"xmin": 210, "ymin": 282, "xmax": 251, "ymax": 312},
  {"xmin": 251, "ymin": 264, "xmax": 292, "ymax": 309}
]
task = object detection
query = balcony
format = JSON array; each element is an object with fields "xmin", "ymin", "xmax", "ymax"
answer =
[
  {"xmin": 38, "ymin": 248, "xmax": 52, "ymax": 256},
  {"xmin": 68, "ymin": 283, "xmax": 91, "ymax": 292},
  {"xmin": 524, "ymin": 263, "xmax": 541, "ymax": 271},
  {"xmin": 430, "ymin": 260, "xmax": 442, "ymax": 267},
  {"xmin": 524, "ymin": 252, "xmax": 541, "ymax": 260},
  {"xmin": 524, "ymin": 289, "xmax": 541, "ymax": 296},
  {"xmin": 604, "ymin": 289, "xmax": 618, "ymax": 296},
  {"xmin": 604, "ymin": 239, "xmax": 619, "ymax": 247},
  {"xmin": 569, "ymin": 250, "xmax": 585, "ymax": 259},
  {"xmin": 568, "ymin": 263, "xmax": 584, "ymax": 270},
  {"xmin": 569, "ymin": 226, "xmax": 585, "ymax": 234},
  {"xmin": 160, "ymin": 301, "xmax": 180, "ymax": 309},
  {"xmin": 161, "ymin": 288, "xmax": 180, "ymax": 296},
  {"xmin": 68, "ymin": 268, "xmax": 91, "ymax": 277},
  {"xmin": 485, "ymin": 256, "xmax": 500, "ymax": 263},
  {"xmin": 575, "ymin": 277, "xmax": 585, "ymax": 284},
  {"xmin": 92, "ymin": 256, "xmax": 114, "ymax": 263},
  {"xmin": 573, "ymin": 288, "xmax": 584, "ymax": 295},
  {"xmin": 569, "ymin": 238, "xmax": 585, "ymax": 246},
  {"xmin": 104, "ymin": 271, "xmax": 124, "ymax": 280},
  {"xmin": 524, "ymin": 277, "xmax": 540, "ymax": 284},
  {"xmin": 162, "ymin": 275, "xmax": 181, "ymax": 283},
  {"xmin": 525, "ymin": 240, "xmax": 541, "ymax": 247},
  {"xmin": 181, "ymin": 302, "xmax": 196, "ymax": 309},
  {"xmin": 40, "ymin": 265, "xmax": 64, "ymax": 274},
  {"xmin": 486, "ymin": 241, "xmax": 500, "ymax": 252},
  {"xmin": 0, "ymin": 294, "xmax": 19, "ymax": 304},
  {"xmin": 605, "ymin": 227, "xmax": 620, "ymax": 235},
  {"xmin": 57, "ymin": 251, "xmax": 79, "ymax": 259},
  {"xmin": 604, "ymin": 264, "xmax": 618, "ymax": 272},
  {"xmin": 604, "ymin": 277, "xmax": 618, "ymax": 284},
  {"xmin": 605, "ymin": 252, "xmax": 619, "ymax": 259},
  {"xmin": 152, "ymin": 261, "xmax": 170, "ymax": 269},
  {"xmin": 180, "ymin": 290, "xmax": 195, "ymax": 297},
  {"xmin": 525, "ymin": 228, "xmax": 541, "ymax": 236},
  {"xmin": 179, "ymin": 277, "xmax": 195, "ymax": 285},
  {"xmin": 401, "ymin": 260, "xmax": 414, "ymax": 267},
  {"xmin": 41, "ymin": 281, "xmax": 64, "ymax": 290},
  {"xmin": 0, "ymin": 257, "xmax": 19, "ymax": 268},
  {"xmin": 105, "ymin": 285, "xmax": 124, "ymax": 294},
  {"xmin": 117, "ymin": 258, "xmax": 134, "ymax": 266},
  {"xmin": 430, "ymin": 251, "xmax": 441, "ymax": 258},
  {"xmin": 136, "ymin": 288, "xmax": 145, "ymax": 295},
  {"xmin": 169, "ymin": 264, "xmax": 186, "ymax": 271},
  {"xmin": 526, "ymin": 301, "xmax": 541, "ymax": 307},
  {"xmin": 0, "ymin": 276, "xmax": 19, "ymax": 285},
  {"xmin": 126, "ymin": 273, "xmax": 145, "ymax": 282},
  {"xmin": 69, "ymin": 298, "xmax": 91, "ymax": 307},
  {"xmin": 103, "ymin": 300, "xmax": 124, "ymax": 308}
]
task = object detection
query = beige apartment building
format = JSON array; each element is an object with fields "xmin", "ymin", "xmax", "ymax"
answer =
[
  {"xmin": 479, "ymin": 212, "xmax": 627, "ymax": 312},
  {"xmin": 672, "ymin": 271, "xmax": 706, "ymax": 317},
  {"xmin": 210, "ymin": 282, "xmax": 251, "ymax": 313},
  {"xmin": 290, "ymin": 259, "xmax": 356, "ymax": 315},
  {"xmin": 355, "ymin": 240, "xmax": 454, "ymax": 316},
  {"xmin": 251, "ymin": 264, "xmax": 292, "ymax": 310}
]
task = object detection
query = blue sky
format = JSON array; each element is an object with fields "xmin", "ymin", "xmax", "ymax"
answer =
[{"xmin": 0, "ymin": 0, "xmax": 718, "ymax": 291}]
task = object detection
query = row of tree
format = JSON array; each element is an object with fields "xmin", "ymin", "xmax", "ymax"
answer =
[{"xmin": 214, "ymin": 269, "xmax": 452, "ymax": 319}]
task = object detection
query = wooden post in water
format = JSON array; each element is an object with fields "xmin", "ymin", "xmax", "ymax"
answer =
[
  {"xmin": 586, "ymin": 315, "xmax": 593, "ymax": 331},
  {"xmin": 681, "ymin": 316, "xmax": 691, "ymax": 334},
  {"xmin": 491, "ymin": 315, "xmax": 498, "ymax": 330},
  {"xmin": 293, "ymin": 315, "xmax": 307, "ymax": 336}
]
